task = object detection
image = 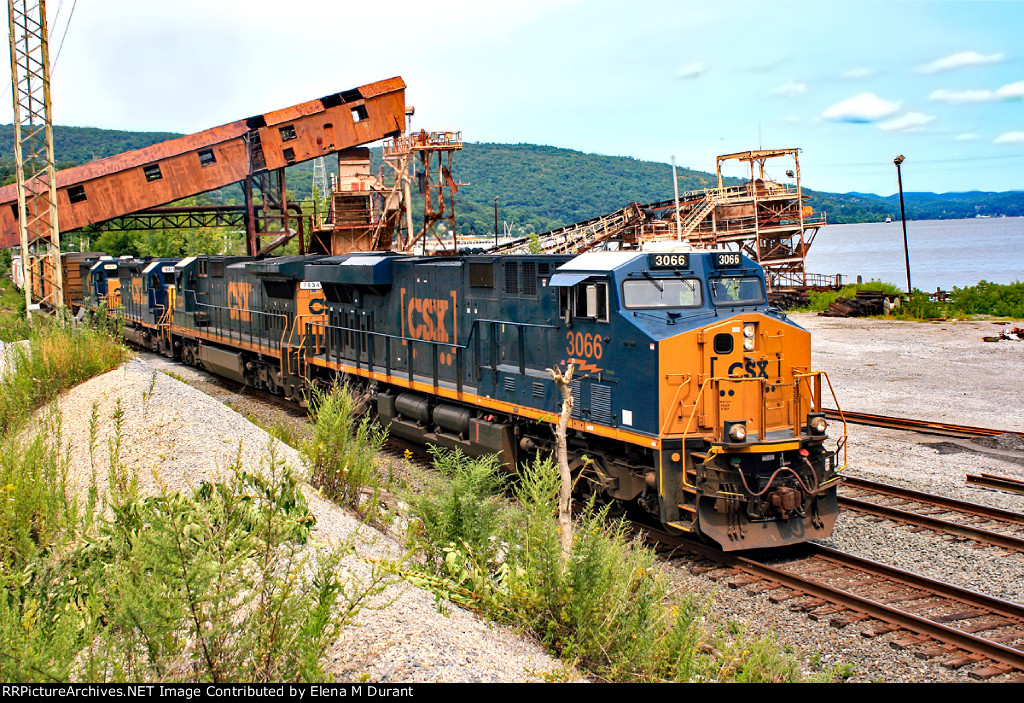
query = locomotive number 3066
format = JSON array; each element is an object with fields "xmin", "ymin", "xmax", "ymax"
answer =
[{"xmin": 566, "ymin": 331, "xmax": 604, "ymax": 359}]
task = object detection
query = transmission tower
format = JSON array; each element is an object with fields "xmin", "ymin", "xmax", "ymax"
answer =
[
  {"xmin": 312, "ymin": 156, "xmax": 327, "ymax": 200},
  {"xmin": 7, "ymin": 0, "xmax": 63, "ymax": 310}
]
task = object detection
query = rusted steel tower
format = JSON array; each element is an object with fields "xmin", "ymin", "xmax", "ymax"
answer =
[
  {"xmin": 7, "ymin": 0, "xmax": 62, "ymax": 309},
  {"xmin": 382, "ymin": 130, "xmax": 463, "ymax": 254}
]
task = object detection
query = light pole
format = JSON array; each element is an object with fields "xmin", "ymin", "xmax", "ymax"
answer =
[
  {"xmin": 894, "ymin": 155, "xmax": 912, "ymax": 295},
  {"xmin": 493, "ymin": 196, "xmax": 499, "ymax": 246}
]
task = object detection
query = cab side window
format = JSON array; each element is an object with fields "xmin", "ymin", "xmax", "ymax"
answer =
[{"xmin": 560, "ymin": 280, "xmax": 609, "ymax": 322}]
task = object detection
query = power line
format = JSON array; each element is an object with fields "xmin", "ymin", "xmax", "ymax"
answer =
[{"xmin": 50, "ymin": 0, "xmax": 78, "ymax": 75}]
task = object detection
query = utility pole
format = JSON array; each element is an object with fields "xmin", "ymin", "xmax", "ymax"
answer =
[
  {"xmin": 894, "ymin": 155, "xmax": 912, "ymax": 295},
  {"xmin": 671, "ymin": 155, "xmax": 682, "ymax": 241},
  {"xmin": 493, "ymin": 196, "xmax": 498, "ymax": 246},
  {"xmin": 8, "ymin": 0, "xmax": 63, "ymax": 311}
]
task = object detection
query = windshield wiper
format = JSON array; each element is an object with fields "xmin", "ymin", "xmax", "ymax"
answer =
[{"xmin": 642, "ymin": 270, "xmax": 663, "ymax": 292}]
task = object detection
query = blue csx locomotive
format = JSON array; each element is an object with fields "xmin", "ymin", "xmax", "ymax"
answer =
[{"xmin": 87, "ymin": 249, "xmax": 846, "ymax": 550}]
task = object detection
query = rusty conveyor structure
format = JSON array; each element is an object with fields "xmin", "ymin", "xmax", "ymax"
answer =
[
  {"xmin": 0, "ymin": 77, "xmax": 407, "ymax": 255},
  {"xmin": 492, "ymin": 149, "xmax": 830, "ymax": 289}
]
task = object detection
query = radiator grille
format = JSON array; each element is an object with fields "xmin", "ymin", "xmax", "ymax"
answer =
[
  {"xmin": 521, "ymin": 261, "xmax": 537, "ymax": 295},
  {"xmin": 591, "ymin": 384, "xmax": 612, "ymax": 425}
]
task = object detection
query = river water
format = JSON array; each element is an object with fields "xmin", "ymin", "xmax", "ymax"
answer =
[{"xmin": 803, "ymin": 217, "xmax": 1024, "ymax": 292}]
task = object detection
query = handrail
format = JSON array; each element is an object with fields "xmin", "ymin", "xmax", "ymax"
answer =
[
  {"xmin": 176, "ymin": 289, "xmax": 290, "ymax": 369},
  {"xmin": 795, "ymin": 370, "xmax": 847, "ymax": 471},
  {"xmin": 304, "ymin": 316, "xmax": 560, "ymax": 393},
  {"xmin": 676, "ymin": 370, "xmax": 845, "ymax": 489}
]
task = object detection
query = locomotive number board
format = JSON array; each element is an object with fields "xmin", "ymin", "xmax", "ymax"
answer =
[
  {"xmin": 648, "ymin": 253, "xmax": 690, "ymax": 269},
  {"xmin": 713, "ymin": 252, "xmax": 742, "ymax": 268}
]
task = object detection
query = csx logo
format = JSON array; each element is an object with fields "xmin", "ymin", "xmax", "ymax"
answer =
[
  {"xmin": 728, "ymin": 359, "xmax": 769, "ymax": 379},
  {"xmin": 308, "ymin": 298, "xmax": 328, "ymax": 316},
  {"xmin": 227, "ymin": 281, "xmax": 252, "ymax": 321},
  {"xmin": 406, "ymin": 297, "xmax": 451, "ymax": 343},
  {"xmin": 130, "ymin": 278, "xmax": 145, "ymax": 306}
]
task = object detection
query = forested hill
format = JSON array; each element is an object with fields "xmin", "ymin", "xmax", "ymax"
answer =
[{"xmin": 1, "ymin": 124, "xmax": 1022, "ymax": 231}]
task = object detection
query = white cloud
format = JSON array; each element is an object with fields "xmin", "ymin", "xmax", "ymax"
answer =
[
  {"xmin": 676, "ymin": 62, "xmax": 707, "ymax": 80},
  {"xmin": 772, "ymin": 80, "xmax": 807, "ymax": 97},
  {"xmin": 930, "ymin": 80, "xmax": 1024, "ymax": 105},
  {"xmin": 995, "ymin": 81, "xmax": 1024, "ymax": 100},
  {"xmin": 821, "ymin": 93, "xmax": 901, "ymax": 123},
  {"xmin": 930, "ymin": 88, "xmax": 994, "ymax": 105},
  {"xmin": 878, "ymin": 112, "xmax": 936, "ymax": 132},
  {"xmin": 917, "ymin": 51, "xmax": 1005, "ymax": 74},
  {"xmin": 994, "ymin": 131, "xmax": 1024, "ymax": 144},
  {"xmin": 842, "ymin": 68, "xmax": 874, "ymax": 80},
  {"xmin": 955, "ymin": 132, "xmax": 980, "ymax": 141}
]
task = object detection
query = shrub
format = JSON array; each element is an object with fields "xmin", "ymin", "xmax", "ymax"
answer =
[
  {"xmin": 1, "ymin": 435, "xmax": 388, "ymax": 683},
  {"xmin": 405, "ymin": 452, "xmax": 808, "ymax": 683},
  {"xmin": 301, "ymin": 381, "xmax": 388, "ymax": 514},
  {"xmin": 949, "ymin": 280, "xmax": 1024, "ymax": 318},
  {"xmin": 411, "ymin": 447, "xmax": 507, "ymax": 571}
]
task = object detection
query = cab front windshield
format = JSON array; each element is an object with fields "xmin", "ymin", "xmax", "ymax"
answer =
[
  {"xmin": 622, "ymin": 278, "xmax": 702, "ymax": 308},
  {"xmin": 709, "ymin": 276, "xmax": 765, "ymax": 306}
]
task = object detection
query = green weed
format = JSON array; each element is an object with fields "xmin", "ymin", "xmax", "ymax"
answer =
[{"xmin": 301, "ymin": 382, "xmax": 388, "ymax": 518}]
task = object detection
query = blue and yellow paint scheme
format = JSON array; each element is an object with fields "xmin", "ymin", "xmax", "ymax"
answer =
[{"xmin": 86, "ymin": 247, "xmax": 844, "ymax": 551}]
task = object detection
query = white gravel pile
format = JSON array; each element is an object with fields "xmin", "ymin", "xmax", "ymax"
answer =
[{"xmin": 43, "ymin": 356, "xmax": 572, "ymax": 683}]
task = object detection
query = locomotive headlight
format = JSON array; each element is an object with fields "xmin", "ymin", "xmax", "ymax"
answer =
[
  {"xmin": 743, "ymin": 337, "xmax": 755, "ymax": 351},
  {"xmin": 808, "ymin": 413, "xmax": 828, "ymax": 435},
  {"xmin": 743, "ymin": 324, "xmax": 755, "ymax": 338},
  {"xmin": 726, "ymin": 422, "xmax": 747, "ymax": 442}
]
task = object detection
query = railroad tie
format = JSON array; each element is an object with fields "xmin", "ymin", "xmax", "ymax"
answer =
[
  {"xmin": 889, "ymin": 633, "xmax": 931, "ymax": 649},
  {"xmin": 968, "ymin": 662, "xmax": 1016, "ymax": 680},
  {"xmin": 860, "ymin": 622, "xmax": 901, "ymax": 638},
  {"xmin": 829, "ymin": 613, "xmax": 871, "ymax": 629}
]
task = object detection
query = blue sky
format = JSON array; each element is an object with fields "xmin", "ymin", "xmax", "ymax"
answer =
[{"xmin": 8, "ymin": 0, "xmax": 1024, "ymax": 196}]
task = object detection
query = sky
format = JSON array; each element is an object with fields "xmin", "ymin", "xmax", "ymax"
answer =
[{"xmin": 5, "ymin": 0, "xmax": 1024, "ymax": 196}]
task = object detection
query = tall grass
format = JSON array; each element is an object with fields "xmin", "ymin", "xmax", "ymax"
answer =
[
  {"xmin": 405, "ymin": 451, "xmax": 817, "ymax": 683},
  {"xmin": 0, "ymin": 319, "xmax": 129, "ymax": 435},
  {"xmin": 301, "ymin": 382, "xmax": 388, "ymax": 515}
]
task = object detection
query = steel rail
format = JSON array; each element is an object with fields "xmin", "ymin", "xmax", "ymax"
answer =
[
  {"xmin": 822, "ymin": 408, "xmax": 1024, "ymax": 439},
  {"xmin": 668, "ymin": 535, "xmax": 1024, "ymax": 673},
  {"xmin": 839, "ymin": 495, "xmax": 1024, "ymax": 552},
  {"xmin": 967, "ymin": 473, "xmax": 1024, "ymax": 497},
  {"xmin": 842, "ymin": 476, "xmax": 1024, "ymax": 525}
]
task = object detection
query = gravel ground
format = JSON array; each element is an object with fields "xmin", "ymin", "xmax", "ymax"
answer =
[{"xmin": 39, "ymin": 311, "xmax": 1024, "ymax": 683}]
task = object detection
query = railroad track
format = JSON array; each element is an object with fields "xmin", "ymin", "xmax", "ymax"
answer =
[
  {"xmin": 659, "ymin": 533, "xmax": 1024, "ymax": 680},
  {"xmin": 839, "ymin": 475, "xmax": 1024, "ymax": 552},
  {"xmin": 823, "ymin": 408, "xmax": 1024, "ymax": 439},
  {"xmin": 967, "ymin": 473, "xmax": 1024, "ymax": 497}
]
